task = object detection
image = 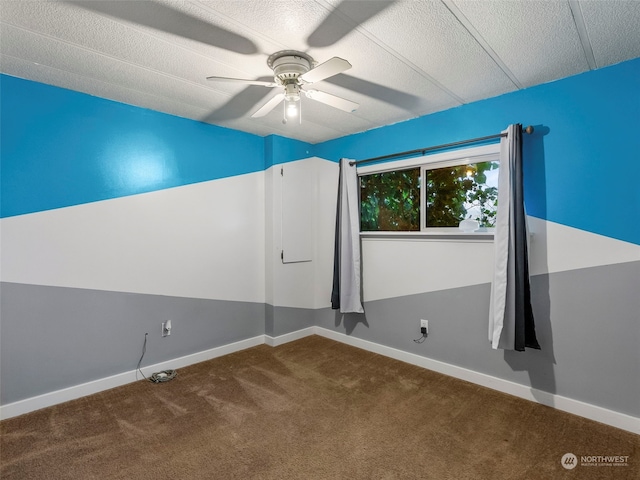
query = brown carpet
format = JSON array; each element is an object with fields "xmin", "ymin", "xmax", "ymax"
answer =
[{"xmin": 1, "ymin": 335, "xmax": 637, "ymax": 479}]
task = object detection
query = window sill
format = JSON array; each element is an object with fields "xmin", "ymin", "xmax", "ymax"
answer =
[{"xmin": 360, "ymin": 230, "xmax": 495, "ymax": 241}]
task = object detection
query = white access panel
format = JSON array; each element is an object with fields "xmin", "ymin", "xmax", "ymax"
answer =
[{"xmin": 281, "ymin": 161, "xmax": 313, "ymax": 263}]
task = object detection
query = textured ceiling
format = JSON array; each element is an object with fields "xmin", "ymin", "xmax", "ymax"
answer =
[{"xmin": 1, "ymin": 0, "xmax": 639, "ymax": 144}]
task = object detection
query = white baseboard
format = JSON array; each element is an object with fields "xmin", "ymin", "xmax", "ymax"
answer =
[
  {"xmin": 0, "ymin": 335, "xmax": 265, "ymax": 420},
  {"xmin": 314, "ymin": 327, "xmax": 639, "ymax": 435},
  {"xmin": 265, "ymin": 327, "xmax": 315, "ymax": 347},
  {"xmin": 3, "ymin": 327, "xmax": 638, "ymax": 436}
]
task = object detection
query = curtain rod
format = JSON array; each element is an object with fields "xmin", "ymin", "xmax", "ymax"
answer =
[{"xmin": 350, "ymin": 125, "xmax": 534, "ymax": 166}]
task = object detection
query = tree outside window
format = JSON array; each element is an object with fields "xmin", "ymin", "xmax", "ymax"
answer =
[
  {"xmin": 360, "ymin": 168, "xmax": 420, "ymax": 231},
  {"xmin": 425, "ymin": 160, "xmax": 498, "ymax": 228}
]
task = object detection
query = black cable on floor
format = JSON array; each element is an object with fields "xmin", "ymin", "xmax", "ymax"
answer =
[{"xmin": 136, "ymin": 332, "xmax": 177, "ymax": 383}]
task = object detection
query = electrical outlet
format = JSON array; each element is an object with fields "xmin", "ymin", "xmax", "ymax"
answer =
[
  {"xmin": 420, "ymin": 319, "xmax": 428, "ymax": 334},
  {"xmin": 162, "ymin": 320, "xmax": 172, "ymax": 337}
]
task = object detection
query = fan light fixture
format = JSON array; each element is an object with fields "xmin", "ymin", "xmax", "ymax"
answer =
[
  {"xmin": 206, "ymin": 50, "xmax": 359, "ymax": 125},
  {"xmin": 284, "ymin": 83, "xmax": 301, "ymax": 123}
]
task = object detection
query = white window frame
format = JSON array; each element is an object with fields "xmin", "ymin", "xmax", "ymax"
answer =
[{"xmin": 357, "ymin": 143, "xmax": 500, "ymax": 239}]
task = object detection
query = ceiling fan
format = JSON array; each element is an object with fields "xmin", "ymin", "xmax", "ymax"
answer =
[
  {"xmin": 206, "ymin": 50, "xmax": 359, "ymax": 123},
  {"xmin": 70, "ymin": 1, "xmax": 411, "ymax": 122}
]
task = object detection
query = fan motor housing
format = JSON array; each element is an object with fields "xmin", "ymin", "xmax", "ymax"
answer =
[{"xmin": 267, "ymin": 50, "xmax": 314, "ymax": 85}]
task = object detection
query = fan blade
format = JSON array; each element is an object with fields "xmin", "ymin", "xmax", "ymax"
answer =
[
  {"xmin": 251, "ymin": 94, "xmax": 285, "ymax": 118},
  {"xmin": 304, "ymin": 90, "xmax": 358, "ymax": 113},
  {"xmin": 207, "ymin": 76, "xmax": 278, "ymax": 88},
  {"xmin": 68, "ymin": 1, "xmax": 258, "ymax": 55},
  {"xmin": 203, "ymin": 79, "xmax": 276, "ymax": 122},
  {"xmin": 300, "ymin": 57, "xmax": 352, "ymax": 84},
  {"xmin": 307, "ymin": 0, "xmax": 395, "ymax": 48},
  {"xmin": 324, "ymin": 74, "xmax": 424, "ymax": 113}
]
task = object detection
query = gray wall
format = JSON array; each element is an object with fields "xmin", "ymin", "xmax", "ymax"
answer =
[
  {"xmin": 265, "ymin": 304, "xmax": 315, "ymax": 338},
  {"xmin": 316, "ymin": 262, "xmax": 640, "ymax": 418},
  {"xmin": 3, "ymin": 261, "xmax": 639, "ymax": 418},
  {"xmin": 0, "ymin": 282, "xmax": 264, "ymax": 404}
]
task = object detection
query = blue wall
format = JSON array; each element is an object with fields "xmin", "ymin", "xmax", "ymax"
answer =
[
  {"xmin": 315, "ymin": 58, "xmax": 640, "ymax": 245},
  {"xmin": 264, "ymin": 134, "xmax": 315, "ymax": 167},
  {"xmin": 0, "ymin": 75, "xmax": 269, "ymax": 217},
  {"xmin": 2, "ymin": 58, "xmax": 639, "ymax": 243}
]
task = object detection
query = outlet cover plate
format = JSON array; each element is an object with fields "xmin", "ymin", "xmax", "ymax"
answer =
[{"xmin": 420, "ymin": 319, "xmax": 428, "ymax": 333}]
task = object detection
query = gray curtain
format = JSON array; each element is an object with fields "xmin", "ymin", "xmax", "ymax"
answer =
[
  {"xmin": 489, "ymin": 124, "xmax": 540, "ymax": 351},
  {"xmin": 331, "ymin": 158, "xmax": 364, "ymax": 313}
]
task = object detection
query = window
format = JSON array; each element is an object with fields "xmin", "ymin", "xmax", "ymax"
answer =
[
  {"xmin": 360, "ymin": 167, "xmax": 421, "ymax": 231},
  {"xmin": 359, "ymin": 144, "xmax": 500, "ymax": 233},
  {"xmin": 424, "ymin": 160, "xmax": 499, "ymax": 228}
]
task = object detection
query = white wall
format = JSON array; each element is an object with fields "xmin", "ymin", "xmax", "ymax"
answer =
[{"xmin": 1, "ymin": 173, "xmax": 266, "ymax": 303}]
